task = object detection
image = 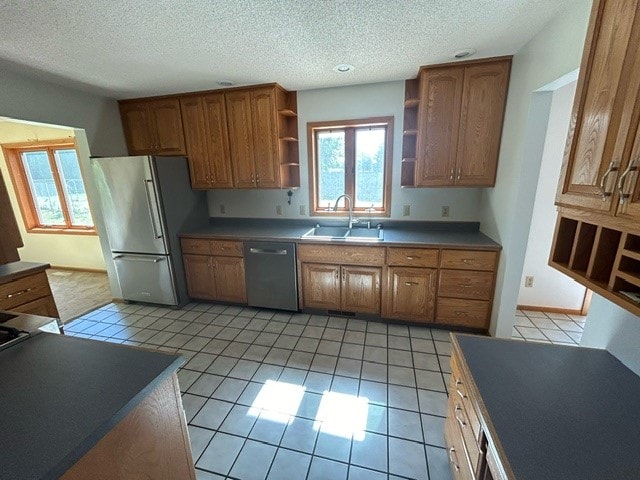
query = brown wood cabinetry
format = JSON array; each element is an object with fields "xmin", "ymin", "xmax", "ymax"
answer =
[
  {"xmin": 298, "ymin": 244, "xmax": 383, "ymax": 315},
  {"xmin": 179, "ymin": 93, "xmax": 233, "ymax": 188},
  {"xmin": 181, "ymin": 238, "xmax": 246, "ymax": 303},
  {"xmin": 402, "ymin": 57, "xmax": 511, "ymax": 187},
  {"xmin": 386, "ymin": 267, "xmax": 437, "ymax": 322},
  {"xmin": 551, "ymin": 0, "xmax": 640, "ymax": 318},
  {"xmin": 119, "ymin": 99, "xmax": 186, "ymax": 156},
  {"xmin": 0, "ymin": 269, "xmax": 59, "ymax": 318}
]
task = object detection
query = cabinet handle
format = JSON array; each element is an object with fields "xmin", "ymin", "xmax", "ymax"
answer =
[
  {"xmin": 250, "ymin": 174, "xmax": 255, "ymax": 183},
  {"xmin": 454, "ymin": 404, "xmax": 467, "ymax": 428},
  {"xmin": 599, "ymin": 161, "xmax": 618, "ymax": 200},
  {"xmin": 461, "ymin": 259, "xmax": 474, "ymax": 264},
  {"xmin": 406, "ymin": 256, "xmax": 419, "ymax": 260},
  {"xmin": 342, "ymin": 270, "xmax": 346, "ymax": 281},
  {"xmin": 335, "ymin": 270, "xmax": 339, "ymax": 279},
  {"xmin": 256, "ymin": 175, "xmax": 260, "ymax": 184},
  {"xmin": 5, "ymin": 287, "xmax": 34, "ymax": 299},
  {"xmin": 458, "ymin": 283, "xmax": 473, "ymax": 288},
  {"xmin": 448, "ymin": 447, "xmax": 460, "ymax": 472},
  {"xmin": 454, "ymin": 310, "xmax": 469, "ymax": 316},
  {"xmin": 457, "ymin": 168, "xmax": 461, "ymax": 180},
  {"xmin": 449, "ymin": 168, "xmax": 454, "ymax": 180},
  {"xmin": 404, "ymin": 281, "xmax": 419, "ymax": 286},
  {"xmin": 617, "ymin": 160, "xmax": 638, "ymax": 204},
  {"xmin": 455, "ymin": 378, "xmax": 463, "ymax": 387}
]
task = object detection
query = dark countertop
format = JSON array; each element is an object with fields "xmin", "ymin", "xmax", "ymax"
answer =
[
  {"xmin": 181, "ymin": 218, "xmax": 501, "ymax": 250},
  {"xmin": 455, "ymin": 334, "xmax": 640, "ymax": 480},
  {"xmin": 0, "ymin": 261, "xmax": 50, "ymax": 285},
  {"xmin": 0, "ymin": 333, "xmax": 183, "ymax": 480}
]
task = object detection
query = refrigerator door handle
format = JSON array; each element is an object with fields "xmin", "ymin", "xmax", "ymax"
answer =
[
  {"xmin": 113, "ymin": 254, "xmax": 166, "ymax": 263},
  {"xmin": 143, "ymin": 179, "xmax": 163, "ymax": 239}
]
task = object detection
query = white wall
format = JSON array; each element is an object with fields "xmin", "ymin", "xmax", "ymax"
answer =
[
  {"xmin": 581, "ymin": 295, "xmax": 640, "ymax": 376},
  {"xmin": 0, "ymin": 120, "xmax": 106, "ymax": 270},
  {"xmin": 517, "ymin": 80, "xmax": 586, "ymax": 310},
  {"xmin": 479, "ymin": 0, "xmax": 591, "ymax": 337},
  {"xmin": 0, "ymin": 64, "xmax": 128, "ymax": 296},
  {"xmin": 208, "ymin": 81, "xmax": 483, "ymax": 221}
]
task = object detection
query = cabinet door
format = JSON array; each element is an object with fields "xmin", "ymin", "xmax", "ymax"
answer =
[
  {"xmin": 179, "ymin": 96, "xmax": 211, "ymax": 189},
  {"xmin": 341, "ymin": 266, "xmax": 381, "ymax": 315},
  {"xmin": 387, "ymin": 267, "xmax": 436, "ymax": 322},
  {"xmin": 202, "ymin": 93, "xmax": 234, "ymax": 188},
  {"xmin": 226, "ymin": 90, "xmax": 256, "ymax": 188},
  {"xmin": 301, "ymin": 263, "xmax": 341, "ymax": 310},
  {"xmin": 415, "ymin": 67, "xmax": 464, "ymax": 186},
  {"xmin": 119, "ymin": 102, "xmax": 154, "ymax": 155},
  {"xmin": 149, "ymin": 99, "xmax": 186, "ymax": 155},
  {"xmin": 251, "ymin": 87, "xmax": 280, "ymax": 188},
  {"xmin": 556, "ymin": 1, "xmax": 640, "ymax": 212},
  {"xmin": 183, "ymin": 254, "xmax": 216, "ymax": 300},
  {"xmin": 617, "ymin": 120, "xmax": 640, "ymax": 220},
  {"xmin": 456, "ymin": 60, "xmax": 510, "ymax": 186},
  {"xmin": 212, "ymin": 256, "xmax": 247, "ymax": 303}
]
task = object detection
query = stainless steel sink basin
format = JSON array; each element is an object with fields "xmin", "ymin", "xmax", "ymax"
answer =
[{"xmin": 301, "ymin": 227, "xmax": 383, "ymax": 241}]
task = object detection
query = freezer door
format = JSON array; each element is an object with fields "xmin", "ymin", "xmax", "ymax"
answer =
[
  {"xmin": 113, "ymin": 254, "xmax": 178, "ymax": 305},
  {"xmin": 91, "ymin": 156, "xmax": 168, "ymax": 254}
]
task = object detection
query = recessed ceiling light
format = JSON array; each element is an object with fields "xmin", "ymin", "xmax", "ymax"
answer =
[
  {"xmin": 333, "ymin": 64, "xmax": 354, "ymax": 73},
  {"xmin": 218, "ymin": 80, "xmax": 234, "ymax": 87},
  {"xmin": 452, "ymin": 48, "xmax": 477, "ymax": 59}
]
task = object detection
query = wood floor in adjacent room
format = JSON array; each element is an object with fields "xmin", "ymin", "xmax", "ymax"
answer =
[{"xmin": 46, "ymin": 269, "xmax": 112, "ymax": 323}]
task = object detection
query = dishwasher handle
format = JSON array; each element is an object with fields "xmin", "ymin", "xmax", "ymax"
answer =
[{"xmin": 249, "ymin": 248, "xmax": 289, "ymax": 255}]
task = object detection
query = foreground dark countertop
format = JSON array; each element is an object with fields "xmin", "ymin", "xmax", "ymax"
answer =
[
  {"xmin": 0, "ymin": 260, "xmax": 50, "ymax": 284},
  {"xmin": 455, "ymin": 334, "xmax": 640, "ymax": 480},
  {"xmin": 0, "ymin": 333, "xmax": 183, "ymax": 480},
  {"xmin": 181, "ymin": 218, "xmax": 501, "ymax": 249}
]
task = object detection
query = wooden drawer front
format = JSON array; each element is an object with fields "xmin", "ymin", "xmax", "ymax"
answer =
[
  {"xmin": 441, "ymin": 250, "xmax": 497, "ymax": 271},
  {"xmin": 0, "ymin": 272, "xmax": 51, "ymax": 310},
  {"xmin": 449, "ymin": 396, "xmax": 481, "ymax": 471},
  {"xmin": 451, "ymin": 355, "xmax": 481, "ymax": 442},
  {"xmin": 439, "ymin": 270, "xmax": 493, "ymax": 300},
  {"xmin": 12, "ymin": 295, "xmax": 59, "ymax": 318},
  {"xmin": 181, "ymin": 238, "xmax": 211, "ymax": 255},
  {"xmin": 387, "ymin": 247, "xmax": 439, "ymax": 267},
  {"xmin": 298, "ymin": 244, "xmax": 385, "ymax": 266},
  {"xmin": 437, "ymin": 298, "xmax": 490, "ymax": 329},
  {"xmin": 444, "ymin": 411, "xmax": 475, "ymax": 480},
  {"xmin": 210, "ymin": 240, "xmax": 243, "ymax": 257}
]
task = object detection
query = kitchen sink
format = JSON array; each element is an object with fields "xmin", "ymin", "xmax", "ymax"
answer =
[{"xmin": 301, "ymin": 226, "xmax": 383, "ymax": 241}]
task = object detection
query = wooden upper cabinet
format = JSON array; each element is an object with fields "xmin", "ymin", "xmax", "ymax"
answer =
[
  {"xmin": 251, "ymin": 88, "xmax": 280, "ymax": 188},
  {"xmin": 226, "ymin": 90, "xmax": 257, "ymax": 188},
  {"xmin": 413, "ymin": 58, "xmax": 511, "ymax": 187},
  {"xmin": 119, "ymin": 99, "xmax": 186, "ymax": 156},
  {"xmin": 180, "ymin": 94, "xmax": 233, "ymax": 189},
  {"xmin": 456, "ymin": 61, "xmax": 510, "ymax": 186},
  {"xmin": 415, "ymin": 67, "xmax": 464, "ymax": 186},
  {"xmin": 556, "ymin": 0, "xmax": 640, "ymax": 213}
]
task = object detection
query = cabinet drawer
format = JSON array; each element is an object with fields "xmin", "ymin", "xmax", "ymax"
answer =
[
  {"xmin": 12, "ymin": 295, "xmax": 59, "ymax": 318},
  {"xmin": 181, "ymin": 238, "xmax": 211, "ymax": 255},
  {"xmin": 439, "ymin": 270, "xmax": 493, "ymax": 300},
  {"xmin": 444, "ymin": 411, "xmax": 474, "ymax": 480},
  {"xmin": 387, "ymin": 247, "xmax": 439, "ymax": 267},
  {"xmin": 449, "ymin": 396, "xmax": 481, "ymax": 472},
  {"xmin": 450, "ymin": 354, "xmax": 481, "ymax": 442},
  {"xmin": 441, "ymin": 250, "xmax": 497, "ymax": 271},
  {"xmin": 437, "ymin": 298, "xmax": 490, "ymax": 329},
  {"xmin": 298, "ymin": 244, "xmax": 385, "ymax": 266},
  {"xmin": 0, "ymin": 272, "xmax": 51, "ymax": 310},
  {"xmin": 210, "ymin": 240, "xmax": 243, "ymax": 257}
]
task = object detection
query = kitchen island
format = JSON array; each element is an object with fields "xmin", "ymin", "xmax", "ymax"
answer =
[
  {"xmin": 447, "ymin": 334, "xmax": 640, "ymax": 479},
  {"xmin": 0, "ymin": 333, "xmax": 195, "ymax": 480}
]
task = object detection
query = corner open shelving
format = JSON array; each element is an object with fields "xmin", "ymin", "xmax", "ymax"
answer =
[
  {"xmin": 401, "ymin": 78, "xmax": 420, "ymax": 188},
  {"xmin": 276, "ymin": 89, "xmax": 300, "ymax": 188}
]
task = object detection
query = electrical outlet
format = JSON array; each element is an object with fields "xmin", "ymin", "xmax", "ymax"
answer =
[
  {"xmin": 219, "ymin": 204, "xmax": 226, "ymax": 214},
  {"xmin": 403, "ymin": 205, "xmax": 410, "ymax": 217},
  {"xmin": 276, "ymin": 205, "xmax": 283, "ymax": 215},
  {"xmin": 442, "ymin": 206, "xmax": 450, "ymax": 217},
  {"xmin": 299, "ymin": 205, "xmax": 306, "ymax": 215},
  {"xmin": 525, "ymin": 276, "xmax": 534, "ymax": 288}
]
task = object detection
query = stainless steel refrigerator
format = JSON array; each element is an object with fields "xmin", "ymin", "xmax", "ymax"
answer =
[{"xmin": 91, "ymin": 156, "xmax": 207, "ymax": 307}]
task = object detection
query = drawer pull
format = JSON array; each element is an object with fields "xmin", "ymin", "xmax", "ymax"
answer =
[
  {"xmin": 458, "ymin": 283, "xmax": 473, "ymax": 288},
  {"xmin": 461, "ymin": 259, "xmax": 474, "ymax": 264},
  {"xmin": 455, "ymin": 378, "xmax": 462, "ymax": 387},
  {"xmin": 406, "ymin": 256, "xmax": 419, "ymax": 260},
  {"xmin": 454, "ymin": 310, "xmax": 469, "ymax": 316},
  {"xmin": 454, "ymin": 404, "xmax": 467, "ymax": 428},
  {"xmin": 448, "ymin": 447, "xmax": 460, "ymax": 472},
  {"xmin": 404, "ymin": 281, "xmax": 419, "ymax": 286},
  {"xmin": 457, "ymin": 389, "xmax": 467, "ymax": 400},
  {"xmin": 5, "ymin": 287, "xmax": 34, "ymax": 299}
]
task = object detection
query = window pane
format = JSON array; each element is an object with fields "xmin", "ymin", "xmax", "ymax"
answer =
[
  {"xmin": 55, "ymin": 149, "xmax": 93, "ymax": 227},
  {"xmin": 21, "ymin": 151, "xmax": 65, "ymax": 226},
  {"xmin": 317, "ymin": 130, "xmax": 345, "ymax": 208},
  {"xmin": 355, "ymin": 127, "xmax": 385, "ymax": 208}
]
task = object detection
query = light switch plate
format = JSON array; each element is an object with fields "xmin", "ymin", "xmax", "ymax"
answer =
[
  {"xmin": 219, "ymin": 204, "xmax": 226, "ymax": 214},
  {"xmin": 299, "ymin": 205, "xmax": 306, "ymax": 215},
  {"xmin": 276, "ymin": 205, "xmax": 283, "ymax": 215},
  {"xmin": 403, "ymin": 205, "xmax": 410, "ymax": 216},
  {"xmin": 442, "ymin": 206, "xmax": 450, "ymax": 217}
]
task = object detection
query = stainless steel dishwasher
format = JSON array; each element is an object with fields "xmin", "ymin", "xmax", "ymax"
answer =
[{"xmin": 243, "ymin": 241, "xmax": 298, "ymax": 311}]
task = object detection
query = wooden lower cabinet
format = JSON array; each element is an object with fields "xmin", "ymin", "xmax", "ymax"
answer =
[
  {"xmin": 301, "ymin": 263, "xmax": 341, "ymax": 310},
  {"xmin": 183, "ymin": 254, "xmax": 217, "ymax": 301},
  {"xmin": 182, "ymin": 252, "xmax": 246, "ymax": 303},
  {"xmin": 386, "ymin": 267, "xmax": 437, "ymax": 322},
  {"xmin": 342, "ymin": 266, "xmax": 381, "ymax": 315},
  {"xmin": 0, "ymin": 269, "xmax": 59, "ymax": 318}
]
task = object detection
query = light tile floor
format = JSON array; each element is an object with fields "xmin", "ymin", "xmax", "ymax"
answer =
[
  {"xmin": 511, "ymin": 309, "xmax": 586, "ymax": 346},
  {"xmin": 65, "ymin": 302, "xmax": 456, "ymax": 480}
]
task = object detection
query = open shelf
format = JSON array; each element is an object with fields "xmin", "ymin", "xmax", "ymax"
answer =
[
  {"xmin": 401, "ymin": 160, "xmax": 416, "ymax": 187},
  {"xmin": 278, "ymin": 109, "xmax": 297, "ymax": 117},
  {"xmin": 279, "ymin": 136, "xmax": 298, "ymax": 142},
  {"xmin": 401, "ymin": 78, "xmax": 420, "ymax": 188},
  {"xmin": 589, "ymin": 227, "xmax": 621, "ymax": 283},
  {"xmin": 551, "ymin": 217, "xmax": 579, "ymax": 265},
  {"xmin": 275, "ymin": 88, "xmax": 300, "ymax": 188}
]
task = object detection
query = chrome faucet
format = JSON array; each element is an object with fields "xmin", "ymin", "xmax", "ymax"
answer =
[{"xmin": 333, "ymin": 194, "xmax": 357, "ymax": 229}]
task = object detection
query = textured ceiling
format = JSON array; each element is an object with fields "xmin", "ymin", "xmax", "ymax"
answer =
[{"xmin": 0, "ymin": 0, "xmax": 575, "ymax": 99}]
